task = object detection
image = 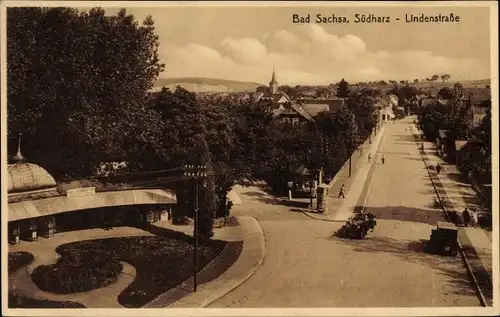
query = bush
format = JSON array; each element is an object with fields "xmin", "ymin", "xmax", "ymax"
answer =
[
  {"xmin": 8, "ymin": 252, "xmax": 35, "ymax": 273},
  {"xmin": 32, "ymin": 247, "xmax": 123, "ymax": 294},
  {"xmin": 9, "ymin": 293, "xmax": 86, "ymax": 308}
]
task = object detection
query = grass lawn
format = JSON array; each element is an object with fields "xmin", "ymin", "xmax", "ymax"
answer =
[{"xmin": 31, "ymin": 233, "xmax": 228, "ymax": 307}]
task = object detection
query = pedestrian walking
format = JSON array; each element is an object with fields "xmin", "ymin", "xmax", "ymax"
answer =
[
  {"xmin": 436, "ymin": 163, "xmax": 442, "ymax": 175},
  {"xmin": 381, "ymin": 155, "xmax": 386, "ymax": 164},
  {"xmin": 338, "ymin": 184, "xmax": 346, "ymax": 199},
  {"xmin": 368, "ymin": 153, "xmax": 372, "ymax": 163},
  {"xmin": 471, "ymin": 209, "xmax": 479, "ymax": 228},
  {"xmin": 462, "ymin": 207, "xmax": 470, "ymax": 227}
]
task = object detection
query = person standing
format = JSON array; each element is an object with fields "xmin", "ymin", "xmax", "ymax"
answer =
[
  {"xmin": 381, "ymin": 155, "xmax": 386, "ymax": 164},
  {"xmin": 338, "ymin": 184, "xmax": 346, "ymax": 199},
  {"xmin": 436, "ymin": 163, "xmax": 442, "ymax": 175},
  {"xmin": 368, "ymin": 153, "xmax": 372, "ymax": 163},
  {"xmin": 471, "ymin": 209, "xmax": 479, "ymax": 228},
  {"xmin": 462, "ymin": 207, "xmax": 471, "ymax": 227}
]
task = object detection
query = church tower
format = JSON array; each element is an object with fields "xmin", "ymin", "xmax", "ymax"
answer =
[{"xmin": 269, "ymin": 67, "xmax": 278, "ymax": 94}]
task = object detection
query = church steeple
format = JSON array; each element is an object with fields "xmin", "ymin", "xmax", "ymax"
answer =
[{"xmin": 269, "ymin": 67, "xmax": 278, "ymax": 94}]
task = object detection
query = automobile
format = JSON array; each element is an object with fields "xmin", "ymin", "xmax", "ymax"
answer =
[
  {"xmin": 336, "ymin": 212, "xmax": 377, "ymax": 240},
  {"xmin": 426, "ymin": 221, "xmax": 459, "ymax": 256}
]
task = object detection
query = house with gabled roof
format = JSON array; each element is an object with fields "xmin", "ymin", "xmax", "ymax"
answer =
[{"xmin": 256, "ymin": 70, "xmax": 345, "ymax": 125}]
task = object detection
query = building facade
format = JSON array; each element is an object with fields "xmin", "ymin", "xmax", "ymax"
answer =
[
  {"xmin": 7, "ymin": 148, "xmax": 176, "ymax": 245},
  {"xmin": 255, "ymin": 70, "xmax": 346, "ymax": 124}
]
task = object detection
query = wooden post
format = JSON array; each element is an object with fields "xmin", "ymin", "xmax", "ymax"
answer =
[{"xmin": 349, "ymin": 155, "xmax": 352, "ymax": 178}]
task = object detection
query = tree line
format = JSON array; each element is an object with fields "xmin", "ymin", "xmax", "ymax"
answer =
[
  {"xmin": 7, "ymin": 7, "xmax": 378, "ymax": 241},
  {"xmin": 417, "ymin": 88, "xmax": 492, "ymax": 191}
]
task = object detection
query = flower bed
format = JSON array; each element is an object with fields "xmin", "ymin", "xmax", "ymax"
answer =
[
  {"xmin": 9, "ymin": 293, "xmax": 86, "ymax": 308},
  {"xmin": 8, "ymin": 252, "xmax": 35, "ymax": 273},
  {"xmin": 31, "ymin": 233, "xmax": 228, "ymax": 307},
  {"xmin": 32, "ymin": 248, "xmax": 123, "ymax": 294}
]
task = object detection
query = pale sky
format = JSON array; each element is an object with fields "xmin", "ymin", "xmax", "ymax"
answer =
[{"xmin": 100, "ymin": 5, "xmax": 492, "ymax": 85}]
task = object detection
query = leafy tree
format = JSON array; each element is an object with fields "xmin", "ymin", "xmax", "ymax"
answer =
[
  {"xmin": 418, "ymin": 102, "xmax": 448, "ymax": 142},
  {"xmin": 464, "ymin": 104, "xmax": 491, "ymax": 183},
  {"xmin": 280, "ymin": 85, "xmax": 296, "ymax": 98},
  {"xmin": 315, "ymin": 86, "xmax": 332, "ymax": 98},
  {"xmin": 346, "ymin": 89, "xmax": 378, "ymax": 141},
  {"xmin": 152, "ymin": 86, "xmax": 215, "ymax": 239},
  {"xmin": 418, "ymin": 97, "xmax": 472, "ymax": 145},
  {"xmin": 7, "ymin": 7, "xmax": 164, "ymax": 178},
  {"xmin": 336, "ymin": 78, "xmax": 350, "ymax": 98},
  {"xmin": 431, "ymin": 74, "xmax": 440, "ymax": 82},
  {"xmin": 413, "ymin": 79, "xmax": 419, "ymax": 84},
  {"xmin": 437, "ymin": 87, "xmax": 456, "ymax": 100},
  {"xmin": 315, "ymin": 107, "xmax": 359, "ymax": 177},
  {"xmin": 453, "ymin": 82, "xmax": 464, "ymax": 96},
  {"xmin": 441, "ymin": 74, "xmax": 451, "ymax": 82}
]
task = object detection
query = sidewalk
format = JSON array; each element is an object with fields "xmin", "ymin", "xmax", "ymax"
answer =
[
  {"xmin": 409, "ymin": 124, "xmax": 493, "ymax": 307},
  {"xmin": 303, "ymin": 122, "xmax": 388, "ymax": 221}
]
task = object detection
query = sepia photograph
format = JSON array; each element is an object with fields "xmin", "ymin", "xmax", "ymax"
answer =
[{"xmin": 1, "ymin": 1, "xmax": 498, "ymax": 316}]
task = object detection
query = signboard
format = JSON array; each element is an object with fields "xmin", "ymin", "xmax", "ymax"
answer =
[{"xmin": 67, "ymin": 187, "xmax": 96, "ymax": 198}]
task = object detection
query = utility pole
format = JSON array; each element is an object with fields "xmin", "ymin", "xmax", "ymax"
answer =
[
  {"xmin": 183, "ymin": 164, "xmax": 212, "ymax": 293},
  {"xmin": 348, "ymin": 155, "xmax": 352, "ymax": 177}
]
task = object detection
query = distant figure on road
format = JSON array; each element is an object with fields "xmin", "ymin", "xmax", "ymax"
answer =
[
  {"xmin": 368, "ymin": 153, "xmax": 372, "ymax": 163},
  {"xmin": 381, "ymin": 155, "xmax": 386, "ymax": 164},
  {"xmin": 436, "ymin": 163, "xmax": 442, "ymax": 175},
  {"xmin": 338, "ymin": 184, "xmax": 346, "ymax": 199},
  {"xmin": 471, "ymin": 209, "xmax": 479, "ymax": 228},
  {"xmin": 462, "ymin": 207, "xmax": 471, "ymax": 227}
]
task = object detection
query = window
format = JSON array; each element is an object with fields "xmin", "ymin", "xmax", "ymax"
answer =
[
  {"xmin": 47, "ymin": 217, "xmax": 55, "ymax": 230},
  {"xmin": 283, "ymin": 117, "xmax": 291, "ymax": 124},
  {"xmin": 292, "ymin": 118, "xmax": 299, "ymax": 125},
  {"xmin": 147, "ymin": 211, "xmax": 154, "ymax": 222}
]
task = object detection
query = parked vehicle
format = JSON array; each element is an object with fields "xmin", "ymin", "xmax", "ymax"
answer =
[{"xmin": 426, "ymin": 221, "xmax": 459, "ymax": 256}]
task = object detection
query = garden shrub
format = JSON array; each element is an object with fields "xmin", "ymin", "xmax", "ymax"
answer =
[{"xmin": 32, "ymin": 247, "xmax": 122, "ymax": 294}]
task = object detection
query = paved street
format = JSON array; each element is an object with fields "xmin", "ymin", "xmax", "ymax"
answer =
[{"xmin": 210, "ymin": 118, "xmax": 481, "ymax": 307}]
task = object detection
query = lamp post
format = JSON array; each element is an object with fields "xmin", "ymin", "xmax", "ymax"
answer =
[{"xmin": 183, "ymin": 164, "xmax": 210, "ymax": 292}]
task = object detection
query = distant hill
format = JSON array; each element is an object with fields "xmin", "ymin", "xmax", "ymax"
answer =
[{"xmin": 152, "ymin": 77, "xmax": 264, "ymax": 93}]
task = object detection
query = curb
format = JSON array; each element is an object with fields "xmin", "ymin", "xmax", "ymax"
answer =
[
  {"xmin": 409, "ymin": 125, "xmax": 490, "ymax": 307},
  {"xmin": 165, "ymin": 216, "xmax": 265, "ymax": 308}
]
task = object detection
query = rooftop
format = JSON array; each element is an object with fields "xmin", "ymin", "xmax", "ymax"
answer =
[{"xmin": 8, "ymin": 163, "xmax": 57, "ymax": 194}]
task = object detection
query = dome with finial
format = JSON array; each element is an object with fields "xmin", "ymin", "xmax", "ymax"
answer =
[{"xmin": 7, "ymin": 133, "xmax": 57, "ymax": 193}]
